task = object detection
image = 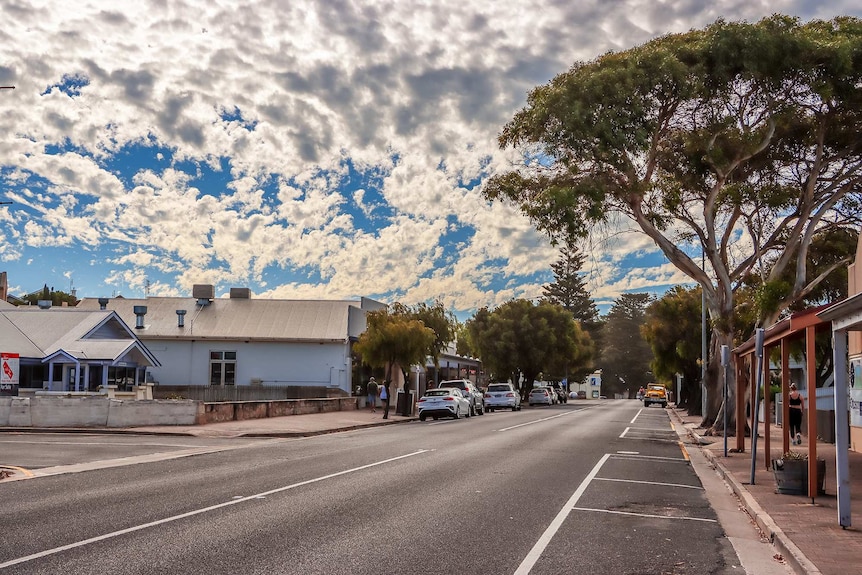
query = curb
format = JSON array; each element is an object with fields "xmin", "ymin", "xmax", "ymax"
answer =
[{"xmin": 669, "ymin": 409, "xmax": 821, "ymax": 575}]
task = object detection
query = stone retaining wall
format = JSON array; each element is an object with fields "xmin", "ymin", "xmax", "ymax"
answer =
[{"xmin": 0, "ymin": 396, "xmax": 359, "ymax": 428}]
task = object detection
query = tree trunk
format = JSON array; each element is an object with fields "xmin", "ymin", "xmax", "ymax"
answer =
[{"xmin": 704, "ymin": 328, "xmax": 737, "ymax": 435}]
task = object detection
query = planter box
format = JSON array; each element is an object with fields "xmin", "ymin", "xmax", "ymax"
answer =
[{"xmin": 772, "ymin": 457, "xmax": 826, "ymax": 495}]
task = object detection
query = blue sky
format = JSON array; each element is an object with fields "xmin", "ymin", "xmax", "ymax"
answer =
[{"xmin": 1, "ymin": 1, "xmax": 857, "ymax": 320}]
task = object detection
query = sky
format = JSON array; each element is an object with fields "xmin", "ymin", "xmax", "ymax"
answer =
[{"xmin": 1, "ymin": 1, "xmax": 859, "ymax": 320}]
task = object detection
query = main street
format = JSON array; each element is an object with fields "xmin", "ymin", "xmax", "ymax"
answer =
[{"xmin": 1, "ymin": 401, "xmax": 792, "ymax": 574}]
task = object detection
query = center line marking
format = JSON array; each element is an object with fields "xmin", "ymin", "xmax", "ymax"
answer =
[{"xmin": 0, "ymin": 449, "xmax": 430, "ymax": 570}]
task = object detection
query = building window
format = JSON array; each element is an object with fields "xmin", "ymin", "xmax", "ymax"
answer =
[{"xmin": 210, "ymin": 351, "xmax": 236, "ymax": 386}]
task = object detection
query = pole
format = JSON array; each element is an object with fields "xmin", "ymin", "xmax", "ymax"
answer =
[
  {"xmin": 701, "ymin": 252, "xmax": 708, "ymax": 418},
  {"xmin": 749, "ymin": 329, "xmax": 765, "ymax": 485},
  {"xmin": 721, "ymin": 345, "xmax": 729, "ymax": 457}
]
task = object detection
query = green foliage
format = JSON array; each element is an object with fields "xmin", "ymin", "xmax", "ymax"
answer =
[
  {"xmin": 465, "ymin": 299, "xmax": 593, "ymax": 398},
  {"xmin": 642, "ymin": 286, "xmax": 703, "ymax": 408},
  {"xmin": 486, "ymin": 14, "xmax": 862, "ymax": 427},
  {"xmin": 353, "ymin": 307, "xmax": 436, "ymax": 387},
  {"xmin": 600, "ymin": 293, "xmax": 655, "ymax": 396},
  {"xmin": 389, "ymin": 300, "xmax": 456, "ymax": 368},
  {"xmin": 24, "ymin": 284, "xmax": 77, "ymax": 307}
]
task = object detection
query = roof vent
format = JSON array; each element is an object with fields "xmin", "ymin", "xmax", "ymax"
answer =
[
  {"xmin": 192, "ymin": 284, "xmax": 215, "ymax": 300},
  {"xmin": 98, "ymin": 297, "xmax": 109, "ymax": 310},
  {"xmin": 230, "ymin": 287, "xmax": 251, "ymax": 299},
  {"xmin": 176, "ymin": 309, "xmax": 187, "ymax": 328},
  {"xmin": 133, "ymin": 305, "xmax": 147, "ymax": 329},
  {"xmin": 37, "ymin": 300, "xmax": 52, "ymax": 309}
]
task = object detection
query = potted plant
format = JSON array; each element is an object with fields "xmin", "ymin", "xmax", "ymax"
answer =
[{"xmin": 772, "ymin": 451, "xmax": 826, "ymax": 495}]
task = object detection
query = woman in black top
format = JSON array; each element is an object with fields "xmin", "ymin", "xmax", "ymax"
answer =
[{"xmin": 788, "ymin": 383, "xmax": 803, "ymax": 445}]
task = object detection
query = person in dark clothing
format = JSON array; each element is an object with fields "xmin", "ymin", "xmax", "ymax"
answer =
[
  {"xmin": 381, "ymin": 380, "xmax": 391, "ymax": 419},
  {"xmin": 788, "ymin": 383, "xmax": 804, "ymax": 445}
]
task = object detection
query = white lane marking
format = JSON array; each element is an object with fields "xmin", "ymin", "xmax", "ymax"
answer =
[
  {"xmin": 571, "ymin": 507, "xmax": 717, "ymax": 523},
  {"xmin": 0, "ymin": 449, "xmax": 430, "ymax": 570},
  {"xmin": 594, "ymin": 477, "xmax": 703, "ymax": 490},
  {"xmin": 619, "ymin": 427, "xmax": 630, "ymax": 438},
  {"xmin": 497, "ymin": 410, "xmax": 578, "ymax": 432},
  {"xmin": 513, "ymin": 453, "xmax": 610, "ymax": 575},
  {"xmin": 616, "ymin": 451, "xmax": 639, "ymax": 455},
  {"xmin": 610, "ymin": 453, "xmax": 689, "ymax": 462},
  {"xmin": 630, "ymin": 410, "xmax": 643, "ymax": 424},
  {"xmin": 625, "ymin": 427, "xmax": 675, "ymax": 433}
]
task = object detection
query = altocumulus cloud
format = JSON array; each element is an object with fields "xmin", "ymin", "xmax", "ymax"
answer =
[{"xmin": 0, "ymin": 0, "xmax": 855, "ymax": 316}]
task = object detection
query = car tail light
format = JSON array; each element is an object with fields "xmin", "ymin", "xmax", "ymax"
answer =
[
  {"xmin": 484, "ymin": 393, "xmax": 491, "ymax": 398},
  {"xmin": 418, "ymin": 398, "xmax": 426, "ymax": 403},
  {"xmin": 506, "ymin": 392, "xmax": 514, "ymax": 397},
  {"xmin": 443, "ymin": 397, "xmax": 454, "ymax": 401}
]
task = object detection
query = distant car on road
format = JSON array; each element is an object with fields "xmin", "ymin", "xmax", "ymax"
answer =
[
  {"xmin": 643, "ymin": 384, "xmax": 667, "ymax": 408},
  {"xmin": 438, "ymin": 379, "xmax": 485, "ymax": 416},
  {"xmin": 528, "ymin": 387, "xmax": 554, "ymax": 406},
  {"xmin": 418, "ymin": 388, "xmax": 471, "ymax": 420},
  {"xmin": 484, "ymin": 382, "xmax": 521, "ymax": 412}
]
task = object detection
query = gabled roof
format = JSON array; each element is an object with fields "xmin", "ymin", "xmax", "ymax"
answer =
[
  {"xmin": 75, "ymin": 296, "xmax": 363, "ymax": 342},
  {"xmin": 0, "ymin": 308, "xmax": 159, "ymax": 366}
]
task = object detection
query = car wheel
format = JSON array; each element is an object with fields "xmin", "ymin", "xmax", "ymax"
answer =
[
  {"xmin": 432, "ymin": 416, "xmax": 439, "ymax": 420},
  {"xmin": 478, "ymin": 404, "xmax": 484, "ymax": 415},
  {"xmin": 489, "ymin": 407, "xmax": 494, "ymax": 413},
  {"xmin": 511, "ymin": 406, "xmax": 517, "ymax": 412},
  {"xmin": 419, "ymin": 413, "xmax": 426, "ymax": 421},
  {"xmin": 453, "ymin": 406, "xmax": 460, "ymax": 419}
]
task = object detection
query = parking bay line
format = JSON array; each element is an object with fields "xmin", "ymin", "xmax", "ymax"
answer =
[
  {"xmin": 619, "ymin": 426, "xmax": 676, "ymax": 438},
  {"xmin": 593, "ymin": 477, "xmax": 703, "ymax": 490},
  {"xmin": 570, "ymin": 507, "xmax": 717, "ymax": 523},
  {"xmin": 0, "ymin": 449, "xmax": 431, "ymax": 571}
]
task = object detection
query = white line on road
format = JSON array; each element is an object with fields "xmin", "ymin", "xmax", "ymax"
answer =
[
  {"xmin": 0, "ymin": 449, "xmax": 430, "ymax": 571},
  {"xmin": 619, "ymin": 426, "xmax": 630, "ymax": 438},
  {"xmin": 594, "ymin": 477, "xmax": 703, "ymax": 489},
  {"xmin": 570, "ymin": 507, "xmax": 717, "ymax": 523},
  {"xmin": 630, "ymin": 410, "xmax": 643, "ymax": 424},
  {"xmin": 610, "ymin": 453, "xmax": 689, "ymax": 462},
  {"xmin": 513, "ymin": 453, "xmax": 610, "ymax": 575},
  {"xmin": 496, "ymin": 410, "xmax": 578, "ymax": 432}
]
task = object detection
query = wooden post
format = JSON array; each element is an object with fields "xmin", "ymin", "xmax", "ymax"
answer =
[
  {"xmin": 781, "ymin": 340, "xmax": 790, "ymax": 455},
  {"xmin": 806, "ymin": 325, "xmax": 817, "ymax": 500},
  {"xmin": 763, "ymin": 345, "xmax": 771, "ymax": 470}
]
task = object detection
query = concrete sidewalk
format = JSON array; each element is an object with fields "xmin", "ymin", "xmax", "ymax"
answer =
[{"xmin": 670, "ymin": 408, "xmax": 862, "ymax": 575}]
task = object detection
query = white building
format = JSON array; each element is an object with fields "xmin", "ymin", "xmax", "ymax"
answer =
[{"xmin": 75, "ymin": 285, "xmax": 386, "ymax": 397}]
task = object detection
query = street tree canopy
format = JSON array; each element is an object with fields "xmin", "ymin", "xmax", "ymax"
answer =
[
  {"xmin": 600, "ymin": 293, "xmax": 654, "ymax": 397},
  {"xmin": 485, "ymin": 15, "xmax": 862, "ymax": 429},
  {"xmin": 465, "ymin": 299, "xmax": 593, "ymax": 399},
  {"xmin": 353, "ymin": 307, "xmax": 435, "ymax": 389}
]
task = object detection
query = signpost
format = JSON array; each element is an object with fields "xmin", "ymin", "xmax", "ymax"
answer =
[{"xmin": 1, "ymin": 352, "xmax": 19, "ymax": 396}]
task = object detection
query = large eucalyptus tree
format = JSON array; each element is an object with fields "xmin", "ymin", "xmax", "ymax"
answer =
[{"xmin": 485, "ymin": 15, "xmax": 862, "ymax": 430}]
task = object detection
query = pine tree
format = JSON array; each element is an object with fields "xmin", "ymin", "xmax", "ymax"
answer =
[{"xmin": 542, "ymin": 244, "xmax": 602, "ymax": 358}]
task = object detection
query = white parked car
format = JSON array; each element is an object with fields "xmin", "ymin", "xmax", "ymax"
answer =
[
  {"xmin": 418, "ymin": 388, "xmax": 471, "ymax": 421},
  {"xmin": 528, "ymin": 387, "xmax": 554, "ymax": 406},
  {"xmin": 484, "ymin": 383, "xmax": 521, "ymax": 412}
]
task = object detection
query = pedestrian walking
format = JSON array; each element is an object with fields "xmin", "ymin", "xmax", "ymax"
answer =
[
  {"xmin": 788, "ymin": 383, "xmax": 804, "ymax": 445},
  {"xmin": 381, "ymin": 380, "xmax": 391, "ymax": 419},
  {"xmin": 367, "ymin": 377, "xmax": 378, "ymax": 413}
]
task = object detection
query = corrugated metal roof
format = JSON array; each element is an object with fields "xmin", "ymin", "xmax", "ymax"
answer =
[
  {"xmin": 75, "ymin": 297, "xmax": 359, "ymax": 341},
  {"xmin": 0, "ymin": 308, "xmax": 159, "ymax": 365}
]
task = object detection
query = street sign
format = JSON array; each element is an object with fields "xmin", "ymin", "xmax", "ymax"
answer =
[{"xmin": 1, "ymin": 352, "xmax": 19, "ymax": 396}]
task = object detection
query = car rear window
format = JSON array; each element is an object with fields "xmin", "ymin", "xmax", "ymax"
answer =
[
  {"xmin": 426, "ymin": 389, "xmax": 452, "ymax": 396},
  {"xmin": 530, "ymin": 389, "xmax": 546, "ymax": 394},
  {"xmin": 488, "ymin": 385, "xmax": 510, "ymax": 392},
  {"xmin": 439, "ymin": 381, "xmax": 465, "ymax": 389}
]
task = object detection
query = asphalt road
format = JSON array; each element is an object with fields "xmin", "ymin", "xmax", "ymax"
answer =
[{"xmin": 1, "ymin": 401, "xmax": 790, "ymax": 574}]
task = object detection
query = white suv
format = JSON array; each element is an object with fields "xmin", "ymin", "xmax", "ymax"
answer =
[
  {"xmin": 438, "ymin": 379, "xmax": 485, "ymax": 416},
  {"xmin": 484, "ymin": 382, "xmax": 521, "ymax": 412}
]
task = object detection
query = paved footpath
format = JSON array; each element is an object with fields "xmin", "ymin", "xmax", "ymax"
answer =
[{"xmin": 671, "ymin": 408, "xmax": 862, "ymax": 575}]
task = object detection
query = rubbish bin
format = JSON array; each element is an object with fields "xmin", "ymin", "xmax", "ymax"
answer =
[{"xmin": 396, "ymin": 391, "xmax": 414, "ymax": 416}]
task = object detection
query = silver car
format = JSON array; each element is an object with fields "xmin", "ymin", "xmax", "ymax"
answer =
[
  {"xmin": 484, "ymin": 383, "xmax": 521, "ymax": 412},
  {"xmin": 418, "ymin": 388, "xmax": 471, "ymax": 420},
  {"xmin": 528, "ymin": 387, "xmax": 554, "ymax": 406}
]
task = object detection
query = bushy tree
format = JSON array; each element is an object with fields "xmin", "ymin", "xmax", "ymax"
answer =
[
  {"xmin": 466, "ymin": 299, "xmax": 592, "ymax": 399},
  {"xmin": 390, "ymin": 300, "xmax": 457, "ymax": 388},
  {"xmin": 485, "ymin": 16, "xmax": 862, "ymax": 429},
  {"xmin": 353, "ymin": 308, "xmax": 435, "ymax": 391},
  {"xmin": 641, "ymin": 286, "xmax": 705, "ymax": 411},
  {"xmin": 600, "ymin": 293, "xmax": 655, "ymax": 397}
]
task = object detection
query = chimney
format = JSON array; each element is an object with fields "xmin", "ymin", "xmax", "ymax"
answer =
[
  {"xmin": 176, "ymin": 309, "xmax": 187, "ymax": 328},
  {"xmin": 98, "ymin": 297, "xmax": 109, "ymax": 310},
  {"xmin": 133, "ymin": 305, "xmax": 147, "ymax": 329}
]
